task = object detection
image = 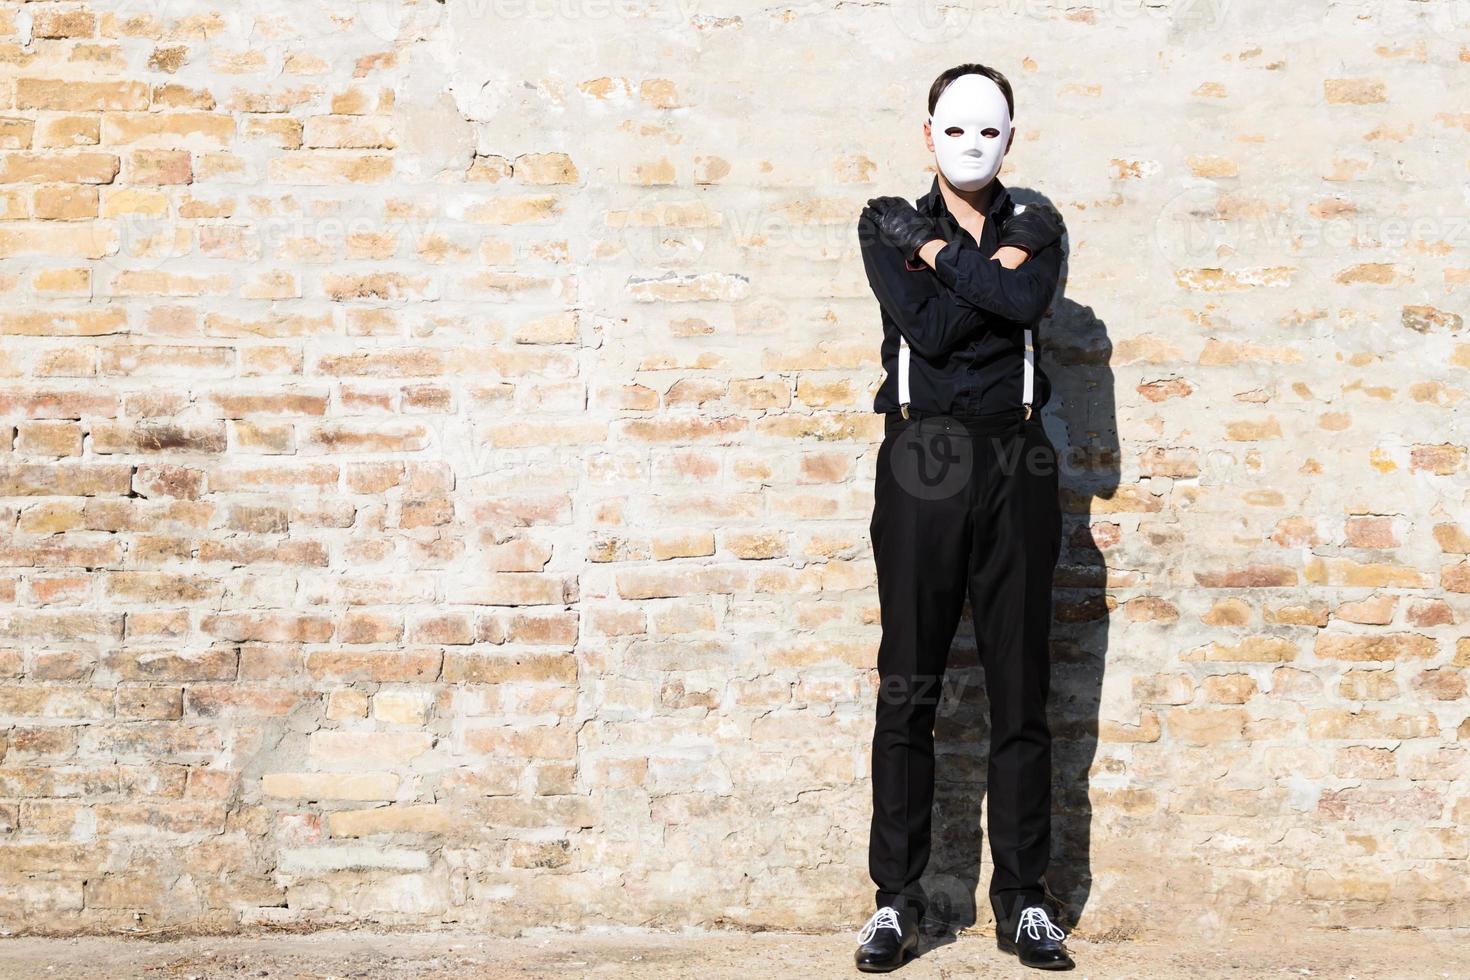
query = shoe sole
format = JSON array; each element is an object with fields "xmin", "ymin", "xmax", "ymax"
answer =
[{"xmin": 996, "ymin": 938, "xmax": 1075, "ymax": 970}]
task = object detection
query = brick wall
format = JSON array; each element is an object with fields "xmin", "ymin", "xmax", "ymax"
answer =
[{"xmin": 1, "ymin": 0, "xmax": 1467, "ymax": 936}]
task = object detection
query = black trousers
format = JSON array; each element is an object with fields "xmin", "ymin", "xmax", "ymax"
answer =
[{"xmin": 866, "ymin": 407, "xmax": 1063, "ymax": 932}]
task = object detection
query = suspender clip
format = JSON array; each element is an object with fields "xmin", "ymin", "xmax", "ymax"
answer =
[
  {"xmin": 900, "ymin": 404, "xmax": 910, "ymax": 420},
  {"xmin": 1022, "ymin": 403, "xmax": 1032, "ymax": 420}
]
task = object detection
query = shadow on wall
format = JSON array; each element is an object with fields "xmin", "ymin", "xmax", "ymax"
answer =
[{"xmin": 915, "ymin": 188, "xmax": 1121, "ymax": 938}]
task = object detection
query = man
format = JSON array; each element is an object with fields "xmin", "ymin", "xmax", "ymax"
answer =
[{"xmin": 852, "ymin": 64, "xmax": 1072, "ymax": 972}]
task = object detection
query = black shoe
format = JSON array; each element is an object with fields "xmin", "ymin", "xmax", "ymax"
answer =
[
  {"xmin": 996, "ymin": 903, "xmax": 1074, "ymax": 970},
  {"xmin": 854, "ymin": 905, "xmax": 918, "ymax": 972}
]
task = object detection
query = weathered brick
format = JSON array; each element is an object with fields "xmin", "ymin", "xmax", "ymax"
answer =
[
  {"xmin": 305, "ymin": 648, "xmax": 441, "ymax": 683},
  {"xmin": 442, "ymin": 652, "xmax": 575, "ymax": 684},
  {"xmin": 262, "ymin": 772, "xmax": 399, "ymax": 801},
  {"xmin": 0, "ymin": 309, "xmax": 126, "ymax": 336},
  {"xmin": 100, "ymin": 646, "xmax": 237, "ymax": 681},
  {"xmin": 18, "ymin": 79, "xmax": 148, "ymax": 111},
  {"xmin": 1315, "ymin": 632, "xmax": 1435, "ymax": 662},
  {"xmin": 307, "ymin": 731, "xmax": 434, "ymax": 768},
  {"xmin": 1338, "ymin": 669, "xmax": 1399, "ymax": 701},
  {"xmin": 1186, "ymin": 635, "xmax": 1297, "ymax": 663},
  {"xmin": 327, "ymin": 804, "xmax": 449, "ymax": 837},
  {"xmin": 1307, "ymin": 709, "xmax": 1439, "ymax": 739}
]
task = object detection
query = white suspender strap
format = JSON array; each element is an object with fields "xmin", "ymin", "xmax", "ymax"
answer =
[
  {"xmin": 897, "ymin": 334, "xmax": 911, "ymax": 419},
  {"xmin": 1021, "ymin": 327, "xmax": 1035, "ymax": 420},
  {"xmin": 897, "ymin": 330, "xmax": 1032, "ymax": 419}
]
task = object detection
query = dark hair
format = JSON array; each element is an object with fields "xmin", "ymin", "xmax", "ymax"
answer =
[{"xmin": 927, "ymin": 63, "xmax": 1014, "ymax": 120}]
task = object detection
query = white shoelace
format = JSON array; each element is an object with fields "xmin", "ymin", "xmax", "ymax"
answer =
[
  {"xmin": 1015, "ymin": 905, "xmax": 1066, "ymax": 944},
  {"xmin": 857, "ymin": 906, "xmax": 904, "ymax": 944}
]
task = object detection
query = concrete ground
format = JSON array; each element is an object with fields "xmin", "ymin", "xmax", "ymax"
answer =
[{"xmin": 1, "ymin": 927, "xmax": 1467, "ymax": 979}]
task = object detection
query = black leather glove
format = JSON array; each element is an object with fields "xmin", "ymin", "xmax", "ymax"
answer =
[
  {"xmin": 863, "ymin": 196, "xmax": 943, "ymax": 261},
  {"xmin": 997, "ymin": 202, "xmax": 1064, "ymax": 257}
]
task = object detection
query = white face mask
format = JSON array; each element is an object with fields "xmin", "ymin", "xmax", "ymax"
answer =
[{"xmin": 928, "ymin": 73, "xmax": 1012, "ymax": 192}]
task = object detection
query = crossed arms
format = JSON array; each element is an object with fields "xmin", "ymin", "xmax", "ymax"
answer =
[{"xmin": 857, "ymin": 204, "xmax": 1064, "ymax": 361}]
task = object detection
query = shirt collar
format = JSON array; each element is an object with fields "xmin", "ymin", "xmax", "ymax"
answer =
[{"xmin": 916, "ymin": 173, "xmax": 1013, "ymax": 222}]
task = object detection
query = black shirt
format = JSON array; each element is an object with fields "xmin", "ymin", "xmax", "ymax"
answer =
[{"xmin": 858, "ymin": 175, "xmax": 1063, "ymax": 417}]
